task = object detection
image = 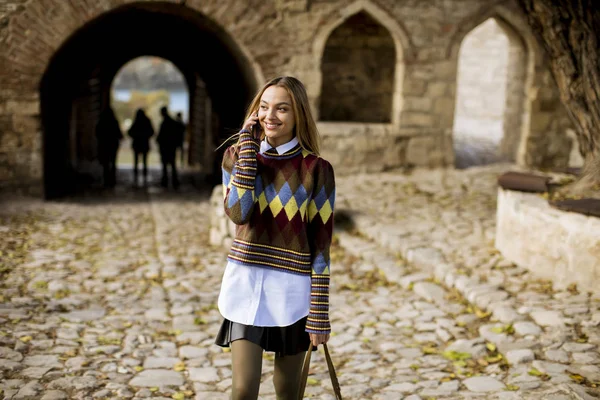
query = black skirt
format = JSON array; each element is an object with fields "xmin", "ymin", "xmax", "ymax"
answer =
[{"xmin": 215, "ymin": 316, "xmax": 312, "ymax": 357}]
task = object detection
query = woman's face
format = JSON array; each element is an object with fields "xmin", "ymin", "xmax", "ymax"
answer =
[{"xmin": 258, "ymin": 85, "xmax": 295, "ymax": 147}]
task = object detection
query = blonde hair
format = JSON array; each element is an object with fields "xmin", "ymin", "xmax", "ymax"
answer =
[{"xmin": 243, "ymin": 76, "xmax": 320, "ymax": 155}]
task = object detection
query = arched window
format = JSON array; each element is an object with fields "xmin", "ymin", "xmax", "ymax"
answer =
[{"xmin": 319, "ymin": 11, "xmax": 395, "ymax": 123}]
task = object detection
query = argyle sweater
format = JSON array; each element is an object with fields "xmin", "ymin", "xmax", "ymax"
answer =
[{"xmin": 222, "ymin": 131, "xmax": 335, "ymax": 334}]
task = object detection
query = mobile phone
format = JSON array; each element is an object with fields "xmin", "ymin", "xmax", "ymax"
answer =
[{"xmin": 252, "ymin": 113, "xmax": 261, "ymax": 139}]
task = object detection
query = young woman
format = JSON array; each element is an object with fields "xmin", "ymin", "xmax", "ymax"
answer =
[{"xmin": 215, "ymin": 76, "xmax": 336, "ymax": 399}]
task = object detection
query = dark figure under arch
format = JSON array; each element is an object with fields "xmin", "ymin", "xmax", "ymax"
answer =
[
  {"xmin": 128, "ymin": 109, "xmax": 154, "ymax": 186},
  {"xmin": 157, "ymin": 106, "xmax": 183, "ymax": 189}
]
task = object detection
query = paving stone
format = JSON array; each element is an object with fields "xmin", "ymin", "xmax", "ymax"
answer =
[
  {"xmin": 189, "ymin": 367, "xmax": 219, "ymax": 383},
  {"xmin": 383, "ymin": 382, "xmax": 417, "ymax": 392},
  {"xmin": 13, "ymin": 380, "xmax": 44, "ymax": 400},
  {"xmin": 413, "ymin": 282, "xmax": 446, "ymax": 305},
  {"xmin": 129, "ymin": 369, "xmax": 184, "ymax": 387},
  {"xmin": 513, "ymin": 321, "xmax": 543, "ymax": 336},
  {"xmin": 40, "ymin": 391, "xmax": 69, "ymax": 400},
  {"xmin": 506, "ymin": 349, "xmax": 535, "ymax": 364},
  {"xmin": 142, "ymin": 357, "xmax": 180, "ymax": 369},
  {"xmin": 562, "ymin": 342, "xmax": 596, "ymax": 353},
  {"xmin": 462, "ymin": 376, "xmax": 506, "ymax": 392},
  {"xmin": 545, "ymin": 349, "xmax": 570, "ymax": 363},
  {"xmin": 530, "ymin": 310, "xmax": 564, "ymax": 327}
]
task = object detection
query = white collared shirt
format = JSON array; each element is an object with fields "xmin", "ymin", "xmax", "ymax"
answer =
[{"xmin": 218, "ymin": 136, "xmax": 311, "ymax": 327}]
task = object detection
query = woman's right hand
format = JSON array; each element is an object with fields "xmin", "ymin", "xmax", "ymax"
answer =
[{"xmin": 242, "ymin": 113, "xmax": 260, "ymax": 138}]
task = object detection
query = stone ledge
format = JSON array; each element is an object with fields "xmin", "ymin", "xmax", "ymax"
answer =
[{"xmin": 495, "ymin": 188, "xmax": 600, "ymax": 293}]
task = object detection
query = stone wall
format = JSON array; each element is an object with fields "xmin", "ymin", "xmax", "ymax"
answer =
[
  {"xmin": 0, "ymin": 0, "xmax": 575, "ymax": 195},
  {"xmin": 496, "ymin": 189, "xmax": 600, "ymax": 293}
]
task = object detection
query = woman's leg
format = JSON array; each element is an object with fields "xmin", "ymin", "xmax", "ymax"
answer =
[
  {"xmin": 133, "ymin": 152, "xmax": 139, "ymax": 182},
  {"xmin": 273, "ymin": 351, "xmax": 306, "ymax": 400},
  {"xmin": 142, "ymin": 152, "xmax": 148, "ymax": 183},
  {"xmin": 231, "ymin": 340, "xmax": 263, "ymax": 400}
]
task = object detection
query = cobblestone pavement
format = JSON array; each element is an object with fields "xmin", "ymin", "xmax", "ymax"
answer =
[{"xmin": 1, "ymin": 164, "xmax": 600, "ymax": 399}]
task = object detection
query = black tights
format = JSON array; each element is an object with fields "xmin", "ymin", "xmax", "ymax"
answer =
[{"xmin": 230, "ymin": 340, "xmax": 306, "ymax": 400}]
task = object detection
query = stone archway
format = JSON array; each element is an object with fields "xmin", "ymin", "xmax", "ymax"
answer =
[
  {"xmin": 447, "ymin": 4, "xmax": 572, "ymax": 170},
  {"xmin": 37, "ymin": 2, "xmax": 261, "ymax": 198},
  {"xmin": 452, "ymin": 17, "xmax": 528, "ymax": 168}
]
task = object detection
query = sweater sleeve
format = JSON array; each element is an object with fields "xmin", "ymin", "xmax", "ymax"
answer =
[
  {"xmin": 305, "ymin": 159, "xmax": 336, "ymax": 334},
  {"xmin": 222, "ymin": 131, "xmax": 260, "ymax": 225}
]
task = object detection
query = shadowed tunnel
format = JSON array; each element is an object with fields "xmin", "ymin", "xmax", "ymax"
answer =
[{"xmin": 40, "ymin": 2, "xmax": 258, "ymax": 199}]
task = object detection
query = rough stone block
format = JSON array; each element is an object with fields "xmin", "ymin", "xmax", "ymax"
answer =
[{"xmin": 495, "ymin": 189, "xmax": 600, "ymax": 294}]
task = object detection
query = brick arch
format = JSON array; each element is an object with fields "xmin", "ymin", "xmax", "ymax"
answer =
[
  {"xmin": 34, "ymin": 2, "xmax": 264, "ymax": 198},
  {"xmin": 312, "ymin": 0, "xmax": 414, "ymax": 126},
  {"xmin": 5, "ymin": 1, "xmax": 264, "ymax": 92}
]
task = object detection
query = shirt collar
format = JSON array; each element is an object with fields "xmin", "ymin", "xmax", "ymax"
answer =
[{"xmin": 259, "ymin": 136, "xmax": 299, "ymax": 155}]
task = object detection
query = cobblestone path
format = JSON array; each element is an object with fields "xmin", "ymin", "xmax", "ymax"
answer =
[{"xmin": 1, "ymin": 164, "xmax": 600, "ymax": 399}]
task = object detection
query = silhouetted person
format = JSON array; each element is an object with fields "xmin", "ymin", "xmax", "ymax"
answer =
[
  {"xmin": 156, "ymin": 106, "xmax": 181, "ymax": 189},
  {"xmin": 95, "ymin": 107, "xmax": 122, "ymax": 188},
  {"xmin": 128, "ymin": 109, "xmax": 154, "ymax": 186},
  {"xmin": 175, "ymin": 112, "xmax": 186, "ymax": 165}
]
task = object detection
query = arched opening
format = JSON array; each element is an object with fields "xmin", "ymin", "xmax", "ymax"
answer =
[
  {"xmin": 40, "ymin": 2, "xmax": 258, "ymax": 199},
  {"xmin": 319, "ymin": 11, "xmax": 396, "ymax": 123},
  {"xmin": 453, "ymin": 17, "xmax": 527, "ymax": 169},
  {"xmin": 111, "ymin": 56, "xmax": 189, "ymax": 182}
]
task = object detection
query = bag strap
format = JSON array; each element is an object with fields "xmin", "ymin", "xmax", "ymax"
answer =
[
  {"xmin": 324, "ymin": 344, "xmax": 342, "ymax": 399},
  {"xmin": 298, "ymin": 344, "xmax": 342, "ymax": 400}
]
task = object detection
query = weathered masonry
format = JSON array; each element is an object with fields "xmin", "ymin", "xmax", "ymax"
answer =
[{"xmin": 0, "ymin": 0, "xmax": 573, "ymax": 197}]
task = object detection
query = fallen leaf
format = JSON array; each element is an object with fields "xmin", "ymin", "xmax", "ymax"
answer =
[
  {"xmin": 528, "ymin": 368, "xmax": 543, "ymax": 377},
  {"xmin": 307, "ymin": 377, "xmax": 319, "ymax": 385}
]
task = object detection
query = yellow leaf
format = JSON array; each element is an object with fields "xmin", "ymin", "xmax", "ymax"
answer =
[
  {"xmin": 172, "ymin": 392, "xmax": 185, "ymax": 400},
  {"xmin": 491, "ymin": 326, "xmax": 504, "ymax": 334},
  {"xmin": 485, "ymin": 354, "xmax": 503, "ymax": 363},
  {"xmin": 506, "ymin": 384, "xmax": 519, "ymax": 391},
  {"xmin": 442, "ymin": 351, "xmax": 471, "ymax": 361},
  {"xmin": 422, "ymin": 346, "xmax": 438, "ymax": 355},
  {"xmin": 570, "ymin": 374, "xmax": 585, "ymax": 383},
  {"xmin": 134, "ymin": 366, "xmax": 144, "ymax": 372},
  {"xmin": 222, "ymin": 348, "xmax": 231, "ymax": 353},
  {"xmin": 149, "ymin": 387, "xmax": 159, "ymax": 392},
  {"xmin": 174, "ymin": 362, "xmax": 186, "ymax": 372},
  {"xmin": 19, "ymin": 336, "xmax": 32, "ymax": 343},
  {"xmin": 528, "ymin": 368, "xmax": 543, "ymax": 377},
  {"xmin": 307, "ymin": 377, "xmax": 319, "ymax": 385},
  {"xmin": 475, "ymin": 308, "xmax": 491, "ymax": 319},
  {"xmin": 486, "ymin": 343, "xmax": 496, "ymax": 352}
]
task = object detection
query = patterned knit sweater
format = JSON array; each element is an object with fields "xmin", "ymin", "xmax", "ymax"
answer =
[{"xmin": 222, "ymin": 131, "xmax": 335, "ymax": 334}]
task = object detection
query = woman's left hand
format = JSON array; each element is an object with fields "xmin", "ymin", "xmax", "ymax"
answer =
[{"xmin": 309, "ymin": 333, "xmax": 330, "ymax": 347}]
